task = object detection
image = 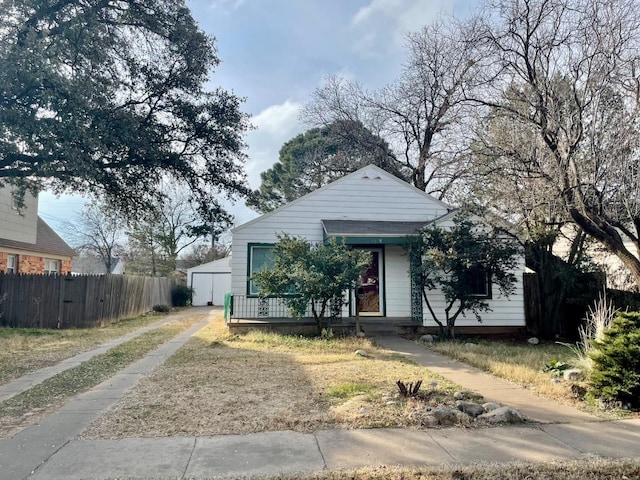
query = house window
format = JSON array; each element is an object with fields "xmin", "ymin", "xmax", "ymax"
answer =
[
  {"xmin": 248, "ymin": 244, "xmax": 274, "ymax": 295},
  {"xmin": 44, "ymin": 259, "xmax": 61, "ymax": 275},
  {"xmin": 464, "ymin": 266, "xmax": 491, "ymax": 298},
  {"xmin": 6, "ymin": 255, "xmax": 17, "ymax": 273}
]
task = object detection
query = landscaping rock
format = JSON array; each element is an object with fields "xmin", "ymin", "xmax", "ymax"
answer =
[
  {"xmin": 429, "ymin": 406, "xmax": 460, "ymax": 426},
  {"xmin": 551, "ymin": 377, "xmax": 561, "ymax": 384},
  {"xmin": 419, "ymin": 334, "xmax": 434, "ymax": 343},
  {"xmin": 386, "ymin": 400, "xmax": 398, "ymax": 406},
  {"xmin": 356, "ymin": 331, "xmax": 366, "ymax": 338},
  {"xmin": 527, "ymin": 337, "xmax": 540, "ymax": 345},
  {"xmin": 455, "ymin": 400, "xmax": 485, "ymax": 418},
  {"xmin": 453, "ymin": 391, "xmax": 466, "ymax": 400},
  {"xmin": 421, "ymin": 415, "xmax": 440, "ymax": 427},
  {"xmin": 478, "ymin": 406, "xmax": 525, "ymax": 424},
  {"xmin": 358, "ymin": 407, "xmax": 374, "ymax": 415},
  {"xmin": 482, "ymin": 402, "xmax": 502, "ymax": 412},
  {"xmin": 354, "ymin": 349, "xmax": 368, "ymax": 357},
  {"xmin": 563, "ymin": 369, "xmax": 582, "ymax": 381},
  {"xmin": 464, "ymin": 342, "xmax": 477, "ymax": 349}
]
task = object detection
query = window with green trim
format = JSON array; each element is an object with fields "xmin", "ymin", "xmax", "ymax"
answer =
[{"xmin": 248, "ymin": 244, "xmax": 274, "ymax": 295}]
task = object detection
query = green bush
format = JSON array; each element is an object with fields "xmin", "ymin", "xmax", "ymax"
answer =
[
  {"xmin": 589, "ymin": 312, "xmax": 640, "ymax": 408},
  {"xmin": 152, "ymin": 304, "xmax": 171, "ymax": 313},
  {"xmin": 172, "ymin": 284, "xmax": 193, "ymax": 307}
]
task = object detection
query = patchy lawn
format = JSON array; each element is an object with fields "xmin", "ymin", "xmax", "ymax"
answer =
[
  {"xmin": 0, "ymin": 314, "xmax": 202, "ymax": 438},
  {"xmin": 0, "ymin": 310, "xmax": 182, "ymax": 386},
  {"xmin": 83, "ymin": 315, "xmax": 472, "ymax": 439}
]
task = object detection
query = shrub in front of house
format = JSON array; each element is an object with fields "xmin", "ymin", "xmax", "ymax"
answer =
[{"xmin": 589, "ymin": 312, "xmax": 640, "ymax": 409}]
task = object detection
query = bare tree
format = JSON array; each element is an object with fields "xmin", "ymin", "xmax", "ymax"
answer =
[
  {"xmin": 64, "ymin": 201, "xmax": 125, "ymax": 273},
  {"xmin": 473, "ymin": 0, "xmax": 640, "ymax": 288},
  {"xmin": 126, "ymin": 184, "xmax": 231, "ymax": 276},
  {"xmin": 302, "ymin": 19, "xmax": 480, "ymax": 200}
]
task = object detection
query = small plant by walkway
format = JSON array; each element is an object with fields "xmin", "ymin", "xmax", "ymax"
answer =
[
  {"xmin": 0, "ymin": 315, "xmax": 201, "ymax": 437},
  {"xmin": 83, "ymin": 317, "xmax": 472, "ymax": 439},
  {"xmin": 0, "ymin": 310, "xmax": 180, "ymax": 385}
]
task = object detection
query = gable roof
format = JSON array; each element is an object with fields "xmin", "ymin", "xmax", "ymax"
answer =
[
  {"xmin": 234, "ymin": 164, "xmax": 452, "ymax": 233},
  {"xmin": 0, "ymin": 217, "xmax": 76, "ymax": 257}
]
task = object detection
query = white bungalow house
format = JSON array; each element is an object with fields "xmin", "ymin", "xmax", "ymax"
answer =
[{"xmin": 229, "ymin": 165, "xmax": 526, "ymax": 334}]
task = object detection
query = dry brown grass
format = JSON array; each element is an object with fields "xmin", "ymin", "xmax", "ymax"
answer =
[
  {"xmin": 0, "ymin": 311, "xmax": 179, "ymax": 385},
  {"xmin": 263, "ymin": 458, "xmax": 640, "ymax": 480},
  {"xmin": 84, "ymin": 315, "xmax": 470, "ymax": 439}
]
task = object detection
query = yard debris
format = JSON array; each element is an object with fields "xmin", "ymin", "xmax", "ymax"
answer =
[
  {"xmin": 354, "ymin": 349, "xmax": 368, "ymax": 357},
  {"xmin": 528, "ymin": 337, "xmax": 540, "ymax": 345}
]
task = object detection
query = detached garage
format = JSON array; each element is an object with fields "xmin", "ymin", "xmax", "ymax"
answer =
[{"xmin": 187, "ymin": 256, "xmax": 232, "ymax": 306}]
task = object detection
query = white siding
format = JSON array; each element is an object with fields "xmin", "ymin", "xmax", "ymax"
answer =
[
  {"xmin": 421, "ymin": 256, "xmax": 527, "ymax": 327},
  {"xmin": 0, "ymin": 187, "xmax": 38, "ymax": 243}
]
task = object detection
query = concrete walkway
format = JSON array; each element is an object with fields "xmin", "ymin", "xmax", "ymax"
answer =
[{"xmin": 1, "ymin": 330, "xmax": 640, "ymax": 479}]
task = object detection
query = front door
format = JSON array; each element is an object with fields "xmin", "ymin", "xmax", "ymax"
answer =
[{"xmin": 356, "ymin": 248, "xmax": 384, "ymax": 316}]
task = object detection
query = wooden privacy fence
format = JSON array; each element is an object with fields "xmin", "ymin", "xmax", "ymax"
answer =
[{"xmin": 0, "ymin": 273, "xmax": 177, "ymax": 329}]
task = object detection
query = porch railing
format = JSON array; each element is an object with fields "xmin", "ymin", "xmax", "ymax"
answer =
[{"xmin": 226, "ymin": 294, "xmax": 343, "ymax": 321}]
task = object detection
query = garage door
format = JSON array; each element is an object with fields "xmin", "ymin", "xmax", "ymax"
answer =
[{"xmin": 191, "ymin": 272, "xmax": 231, "ymax": 306}]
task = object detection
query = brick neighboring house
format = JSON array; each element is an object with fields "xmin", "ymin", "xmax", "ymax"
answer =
[{"xmin": 0, "ymin": 188, "xmax": 75, "ymax": 275}]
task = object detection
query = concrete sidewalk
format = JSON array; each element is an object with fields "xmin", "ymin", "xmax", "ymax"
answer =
[{"xmin": 1, "ymin": 331, "xmax": 639, "ymax": 480}]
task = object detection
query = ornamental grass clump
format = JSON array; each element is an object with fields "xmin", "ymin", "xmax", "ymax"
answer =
[
  {"xmin": 589, "ymin": 312, "xmax": 640, "ymax": 409},
  {"xmin": 558, "ymin": 293, "xmax": 617, "ymax": 373}
]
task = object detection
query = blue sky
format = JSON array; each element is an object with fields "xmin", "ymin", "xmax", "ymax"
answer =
[{"xmin": 40, "ymin": 0, "xmax": 478, "ymax": 236}]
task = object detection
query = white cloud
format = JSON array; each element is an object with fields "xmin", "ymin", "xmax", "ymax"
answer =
[
  {"xmin": 245, "ymin": 100, "xmax": 305, "ymax": 189},
  {"xmin": 350, "ymin": 0, "xmax": 454, "ymax": 54},
  {"xmin": 251, "ymin": 100, "xmax": 301, "ymax": 135}
]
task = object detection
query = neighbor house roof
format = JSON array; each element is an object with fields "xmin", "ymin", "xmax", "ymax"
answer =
[
  {"xmin": 72, "ymin": 256, "xmax": 124, "ymax": 274},
  {"xmin": 0, "ymin": 217, "xmax": 76, "ymax": 257}
]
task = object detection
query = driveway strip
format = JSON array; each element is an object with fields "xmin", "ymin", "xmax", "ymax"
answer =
[{"xmin": 0, "ymin": 308, "xmax": 210, "ymax": 404}]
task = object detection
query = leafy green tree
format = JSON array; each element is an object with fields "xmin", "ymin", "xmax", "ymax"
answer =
[
  {"xmin": 251, "ymin": 235, "xmax": 370, "ymax": 334},
  {"xmin": 248, "ymin": 121, "xmax": 406, "ymax": 213},
  {"xmin": 410, "ymin": 218, "xmax": 520, "ymax": 339},
  {"xmin": 0, "ymin": 0, "xmax": 249, "ymax": 220}
]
